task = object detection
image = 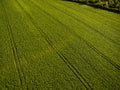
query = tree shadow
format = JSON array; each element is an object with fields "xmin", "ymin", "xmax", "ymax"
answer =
[{"xmin": 62, "ymin": 0, "xmax": 120, "ymax": 14}]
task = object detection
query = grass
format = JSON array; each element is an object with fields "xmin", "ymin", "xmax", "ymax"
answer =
[{"xmin": 0, "ymin": 0, "xmax": 120, "ymax": 89}]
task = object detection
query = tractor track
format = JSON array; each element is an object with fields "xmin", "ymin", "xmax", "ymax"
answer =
[
  {"xmin": 26, "ymin": 0, "xmax": 120, "ymax": 70},
  {"xmin": 15, "ymin": 0, "xmax": 93, "ymax": 89},
  {"xmin": 1, "ymin": 2, "xmax": 28, "ymax": 89}
]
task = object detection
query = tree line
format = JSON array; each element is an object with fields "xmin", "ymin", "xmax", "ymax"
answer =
[{"xmin": 70, "ymin": 0, "xmax": 120, "ymax": 12}]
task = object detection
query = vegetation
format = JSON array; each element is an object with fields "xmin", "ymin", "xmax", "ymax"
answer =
[
  {"xmin": 0, "ymin": 0, "xmax": 120, "ymax": 89},
  {"xmin": 70, "ymin": 0, "xmax": 120, "ymax": 12}
]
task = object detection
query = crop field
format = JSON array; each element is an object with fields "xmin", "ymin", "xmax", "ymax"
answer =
[{"xmin": 0, "ymin": 0, "xmax": 120, "ymax": 89}]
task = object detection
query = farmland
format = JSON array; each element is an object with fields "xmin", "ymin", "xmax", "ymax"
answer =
[{"xmin": 0, "ymin": 0, "xmax": 120, "ymax": 89}]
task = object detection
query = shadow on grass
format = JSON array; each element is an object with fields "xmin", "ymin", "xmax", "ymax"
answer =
[{"xmin": 62, "ymin": 0, "xmax": 120, "ymax": 14}]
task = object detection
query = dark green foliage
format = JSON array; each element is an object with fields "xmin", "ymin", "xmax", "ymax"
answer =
[{"xmin": 69, "ymin": 0, "xmax": 120, "ymax": 12}]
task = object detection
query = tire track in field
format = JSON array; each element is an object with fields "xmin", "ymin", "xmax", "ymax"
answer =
[
  {"xmin": 43, "ymin": 1, "xmax": 120, "ymax": 46},
  {"xmin": 43, "ymin": 3, "xmax": 120, "ymax": 70},
  {"xmin": 28, "ymin": 0, "xmax": 120, "ymax": 70},
  {"xmin": 1, "ymin": 2, "xmax": 27, "ymax": 89},
  {"xmin": 15, "ymin": 0, "xmax": 93, "ymax": 89}
]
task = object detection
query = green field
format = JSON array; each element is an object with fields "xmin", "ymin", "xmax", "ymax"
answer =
[{"xmin": 0, "ymin": 0, "xmax": 120, "ymax": 89}]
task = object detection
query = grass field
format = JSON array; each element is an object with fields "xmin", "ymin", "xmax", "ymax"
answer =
[{"xmin": 0, "ymin": 0, "xmax": 120, "ymax": 89}]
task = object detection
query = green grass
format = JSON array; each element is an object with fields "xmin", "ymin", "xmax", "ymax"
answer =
[{"xmin": 0, "ymin": 0, "xmax": 120, "ymax": 89}]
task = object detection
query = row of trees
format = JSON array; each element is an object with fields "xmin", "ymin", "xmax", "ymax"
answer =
[{"xmin": 72, "ymin": 0, "xmax": 120, "ymax": 12}]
